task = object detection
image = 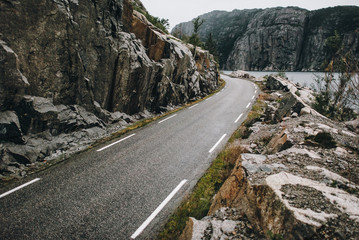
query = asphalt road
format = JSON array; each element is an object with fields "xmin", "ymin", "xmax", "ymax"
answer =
[{"xmin": 0, "ymin": 74, "xmax": 257, "ymax": 239}]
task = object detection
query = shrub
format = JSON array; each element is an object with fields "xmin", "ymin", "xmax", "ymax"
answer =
[
  {"xmin": 312, "ymin": 32, "xmax": 359, "ymax": 121},
  {"xmin": 132, "ymin": 4, "xmax": 169, "ymax": 33},
  {"xmin": 305, "ymin": 132, "xmax": 337, "ymax": 149}
]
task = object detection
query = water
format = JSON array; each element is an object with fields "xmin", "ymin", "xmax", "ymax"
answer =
[
  {"xmin": 222, "ymin": 71, "xmax": 330, "ymax": 88},
  {"xmin": 222, "ymin": 70, "xmax": 358, "ymax": 111}
]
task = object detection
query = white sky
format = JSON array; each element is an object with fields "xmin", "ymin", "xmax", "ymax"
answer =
[{"xmin": 139, "ymin": 0, "xmax": 359, "ymax": 30}]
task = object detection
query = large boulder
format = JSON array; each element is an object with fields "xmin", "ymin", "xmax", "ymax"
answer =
[
  {"xmin": 0, "ymin": 111, "xmax": 24, "ymax": 144},
  {"xmin": 266, "ymin": 75, "xmax": 290, "ymax": 91},
  {"xmin": 274, "ymin": 92, "xmax": 305, "ymax": 122},
  {"xmin": 345, "ymin": 117, "xmax": 359, "ymax": 134},
  {"xmin": 15, "ymin": 96, "xmax": 59, "ymax": 134},
  {"xmin": 53, "ymin": 104, "xmax": 105, "ymax": 135},
  {"xmin": 229, "ymin": 70, "xmax": 255, "ymax": 79},
  {"xmin": 265, "ymin": 75, "xmax": 322, "ymax": 121},
  {"xmin": 179, "ymin": 208, "xmax": 263, "ymax": 240}
]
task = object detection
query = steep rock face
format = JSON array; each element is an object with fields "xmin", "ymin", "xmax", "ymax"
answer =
[
  {"xmin": 299, "ymin": 7, "xmax": 359, "ymax": 70},
  {"xmin": 226, "ymin": 8, "xmax": 308, "ymax": 71},
  {"xmin": 0, "ymin": 0, "xmax": 218, "ymax": 115},
  {"xmin": 0, "ymin": 0, "xmax": 218, "ymax": 179},
  {"xmin": 173, "ymin": 6, "xmax": 359, "ymax": 71},
  {"xmin": 0, "ymin": 40, "xmax": 30, "ymax": 112}
]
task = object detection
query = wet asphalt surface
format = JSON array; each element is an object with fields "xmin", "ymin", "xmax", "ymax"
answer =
[{"xmin": 0, "ymin": 75, "xmax": 257, "ymax": 239}]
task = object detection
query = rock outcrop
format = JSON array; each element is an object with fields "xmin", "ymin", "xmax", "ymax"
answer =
[
  {"xmin": 180, "ymin": 75, "xmax": 359, "ymax": 239},
  {"xmin": 172, "ymin": 6, "xmax": 359, "ymax": 71},
  {"xmin": 0, "ymin": 0, "xmax": 218, "ymax": 180},
  {"xmin": 229, "ymin": 70, "xmax": 255, "ymax": 80}
]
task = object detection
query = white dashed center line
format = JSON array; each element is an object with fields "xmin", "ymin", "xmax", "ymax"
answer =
[
  {"xmin": 97, "ymin": 134, "xmax": 136, "ymax": 152},
  {"xmin": 158, "ymin": 114, "xmax": 177, "ymax": 124},
  {"xmin": 209, "ymin": 134, "xmax": 227, "ymax": 153},
  {"xmin": 189, "ymin": 104, "xmax": 199, "ymax": 109},
  {"xmin": 131, "ymin": 179, "xmax": 188, "ymax": 239},
  {"xmin": 0, "ymin": 178, "xmax": 41, "ymax": 199},
  {"xmin": 235, "ymin": 113, "xmax": 243, "ymax": 123}
]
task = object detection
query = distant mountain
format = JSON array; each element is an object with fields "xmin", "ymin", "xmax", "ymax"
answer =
[{"xmin": 172, "ymin": 6, "xmax": 359, "ymax": 71}]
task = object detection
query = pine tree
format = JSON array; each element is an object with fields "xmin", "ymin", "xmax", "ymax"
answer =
[
  {"xmin": 205, "ymin": 33, "xmax": 217, "ymax": 56},
  {"xmin": 188, "ymin": 17, "xmax": 205, "ymax": 55}
]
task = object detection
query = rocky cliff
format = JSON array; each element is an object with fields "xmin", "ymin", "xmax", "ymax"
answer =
[
  {"xmin": 0, "ymin": 0, "xmax": 218, "ymax": 179},
  {"xmin": 172, "ymin": 6, "xmax": 359, "ymax": 71}
]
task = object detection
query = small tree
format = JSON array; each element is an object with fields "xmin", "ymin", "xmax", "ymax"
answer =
[
  {"xmin": 132, "ymin": 2, "xmax": 170, "ymax": 33},
  {"xmin": 189, "ymin": 17, "xmax": 205, "ymax": 55},
  {"xmin": 313, "ymin": 32, "xmax": 359, "ymax": 121},
  {"xmin": 159, "ymin": 18, "xmax": 170, "ymax": 31},
  {"xmin": 325, "ymin": 31, "xmax": 342, "ymax": 56},
  {"xmin": 193, "ymin": 17, "xmax": 204, "ymax": 35},
  {"xmin": 205, "ymin": 33, "xmax": 217, "ymax": 55}
]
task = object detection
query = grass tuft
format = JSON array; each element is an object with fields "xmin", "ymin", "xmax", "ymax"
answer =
[
  {"xmin": 158, "ymin": 145, "xmax": 245, "ymax": 240},
  {"xmin": 229, "ymin": 95, "xmax": 266, "ymax": 142}
]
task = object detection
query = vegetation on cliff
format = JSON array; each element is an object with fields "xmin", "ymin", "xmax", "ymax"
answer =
[
  {"xmin": 131, "ymin": 2, "xmax": 169, "ymax": 33},
  {"xmin": 174, "ymin": 17, "xmax": 219, "ymax": 62},
  {"xmin": 313, "ymin": 32, "xmax": 359, "ymax": 121}
]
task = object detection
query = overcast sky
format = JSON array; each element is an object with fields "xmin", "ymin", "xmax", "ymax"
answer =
[{"xmin": 140, "ymin": 0, "xmax": 359, "ymax": 30}]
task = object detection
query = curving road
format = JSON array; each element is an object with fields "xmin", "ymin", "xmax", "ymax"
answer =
[{"xmin": 0, "ymin": 75, "xmax": 257, "ymax": 239}]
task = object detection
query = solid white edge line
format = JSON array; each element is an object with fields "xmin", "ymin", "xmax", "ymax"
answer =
[
  {"xmin": 235, "ymin": 113, "xmax": 243, "ymax": 123},
  {"xmin": 246, "ymin": 103, "xmax": 251, "ymax": 109},
  {"xmin": 158, "ymin": 114, "xmax": 177, "ymax": 124},
  {"xmin": 189, "ymin": 104, "xmax": 199, "ymax": 109},
  {"xmin": 209, "ymin": 134, "xmax": 227, "ymax": 153},
  {"xmin": 97, "ymin": 134, "xmax": 136, "ymax": 152},
  {"xmin": 0, "ymin": 178, "xmax": 41, "ymax": 199},
  {"xmin": 131, "ymin": 179, "xmax": 188, "ymax": 239}
]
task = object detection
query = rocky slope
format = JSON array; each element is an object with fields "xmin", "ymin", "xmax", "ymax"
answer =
[
  {"xmin": 172, "ymin": 6, "xmax": 359, "ymax": 71},
  {"xmin": 180, "ymin": 75, "xmax": 359, "ymax": 239},
  {"xmin": 0, "ymin": 0, "xmax": 218, "ymax": 180}
]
